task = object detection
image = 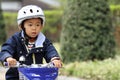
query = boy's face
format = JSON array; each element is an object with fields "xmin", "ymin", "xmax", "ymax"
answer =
[{"xmin": 24, "ymin": 18, "xmax": 43, "ymax": 38}]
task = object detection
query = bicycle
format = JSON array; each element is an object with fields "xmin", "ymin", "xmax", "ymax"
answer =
[{"xmin": 4, "ymin": 56, "xmax": 59, "ymax": 80}]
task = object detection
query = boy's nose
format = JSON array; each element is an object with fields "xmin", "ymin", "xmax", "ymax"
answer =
[{"xmin": 32, "ymin": 26, "xmax": 37, "ymax": 29}]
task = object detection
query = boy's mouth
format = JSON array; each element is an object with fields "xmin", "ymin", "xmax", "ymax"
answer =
[{"xmin": 32, "ymin": 32, "xmax": 36, "ymax": 34}]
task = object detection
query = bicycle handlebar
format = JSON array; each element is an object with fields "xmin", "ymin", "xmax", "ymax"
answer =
[{"xmin": 3, "ymin": 62, "xmax": 55, "ymax": 68}]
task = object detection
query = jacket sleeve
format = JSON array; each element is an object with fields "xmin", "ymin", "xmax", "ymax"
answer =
[
  {"xmin": 0, "ymin": 36, "xmax": 17, "ymax": 62},
  {"xmin": 44, "ymin": 38, "xmax": 60, "ymax": 63}
]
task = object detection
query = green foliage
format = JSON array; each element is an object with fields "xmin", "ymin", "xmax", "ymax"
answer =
[
  {"xmin": 110, "ymin": 5, "xmax": 120, "ymax": 26},
  {"xmin": 61, "ymin": 56, "xmax": 120, "ymax": 80},
  {"xmin": 60, "ymin": 0, "xmax": 116, "ymax": 63},
  {"xmin": 44, "ymin": 10, "xmax": 63, "ymax": 42},
  {"xmin": 3, "ymin": 12, "xmax": 18, "ymax": 29},
  {"xmin": 3, "ymin": 12, "xmax": 18, "ymax": 39},
  {"xmin": 0, "ymin": 4, "xmax": 7, "ymax": 44},
  {"xmin": 44, "ymin": 10, "xmax": 62, "ymax": 33},
  {"xmin": 3, "ymin": 12, "xmax": 17, "ymax": 25},
  {"xmin": 108, "ymin": 0, "xmax": 120, "ymax": 5},
  {"xmin": 110, "ymin": 5, "xmax": 120, "ymax": 10}
]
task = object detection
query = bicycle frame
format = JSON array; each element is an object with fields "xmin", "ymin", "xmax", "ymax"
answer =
[
  {"xmin": 4, "ymin": 62, "xmax": 58, "ymax": 80},
  {"xmin": 18, "ymin": 67, "xmax": 58, "ymax": 80}
]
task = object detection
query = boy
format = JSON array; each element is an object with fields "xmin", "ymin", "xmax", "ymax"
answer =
[{"xmin": 0, "ymin": 5, "xmax": 62, "ymax": 80}]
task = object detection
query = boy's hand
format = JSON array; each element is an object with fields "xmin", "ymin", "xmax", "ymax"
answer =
[
  {"xmin": 6, "ymin": 57, "xmax": 17, "ymax": 67},
  {"xmin": 52, "ymin": 60, "xmax": 62, "ymax": 68}
]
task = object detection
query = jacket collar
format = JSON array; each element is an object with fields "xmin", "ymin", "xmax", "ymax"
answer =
[{"xmin": 21, "ymin": 31, "xmax": 45, "ymax": 47}]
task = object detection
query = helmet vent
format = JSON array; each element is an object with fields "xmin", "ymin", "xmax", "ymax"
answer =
[
  {"xmin": 30, "ymin": 9, "xmax": 33, "ymax": 13},
  {"xmin": 37, "ymin": 10, "xmax": 39, "ymax": 12},
  {"xmin": 24, "ymin": 11, "xmax": 26, "ymax": 14}
]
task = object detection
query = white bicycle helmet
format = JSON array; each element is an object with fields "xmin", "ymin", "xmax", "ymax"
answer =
[{"xmin": 17, "ymin": 5, "xmax": 45, "ymax": 26}]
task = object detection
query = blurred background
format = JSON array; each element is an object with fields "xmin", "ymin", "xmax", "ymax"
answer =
[
  {"xmin": 0, "ymin": 0, "xmax": 120, "ymax": 80},
  {"xmin": 0, "ymin": 0, "xmax": 63, "ymax": 42}
]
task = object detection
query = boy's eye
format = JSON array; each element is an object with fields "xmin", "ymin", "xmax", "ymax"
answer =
[
  {"xmin": 36, "ymin": 24, "xmax": 41, "ymax": 26},
  {"xmin": 28, "ymin": 24, "xmax": 33, "ymax": 26}
]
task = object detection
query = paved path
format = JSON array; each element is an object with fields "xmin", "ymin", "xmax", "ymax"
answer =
[
  {"xmin": 0, "ymin": 67, "xmax": 7, "ymax": 80},
  {"xmin": 0, "ymin": 67, "xmax": 82, "ymax": 80},
  {"xmin": 58, "ymin": 76, "xmax": 82, "ymax": 80}
]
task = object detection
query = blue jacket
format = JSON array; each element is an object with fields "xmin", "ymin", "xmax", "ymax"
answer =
[{"xmin": 0, "ymin": 31, "xmax": 60, "ymax": 80}]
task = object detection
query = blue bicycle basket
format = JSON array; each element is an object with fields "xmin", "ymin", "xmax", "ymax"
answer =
[{"xmin": 18, "ymin": 67, "xmax": 58, "ymax": 80}]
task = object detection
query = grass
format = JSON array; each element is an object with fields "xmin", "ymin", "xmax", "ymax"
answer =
[
  {"xmin": 53, "ymin": 43, "xmax": 120, "ymax": 80},
  {"xmin": 60, "ymin": 55, "xmax": 120, "ymax": 80}
]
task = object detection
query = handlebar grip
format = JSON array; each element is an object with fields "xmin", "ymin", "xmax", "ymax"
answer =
[
  {"xmin": 3, "ymin": 62, "xmax": 20, "ymax": 67},
  {"xmin": 3, "ymin": 62, "xmax": 9, "ymax": 67}
]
